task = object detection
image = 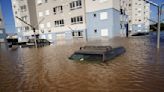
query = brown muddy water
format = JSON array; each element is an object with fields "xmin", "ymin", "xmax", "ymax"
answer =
[{"xmin": 0, "ymin": 36, "xmax": 164, "ymax": 92}]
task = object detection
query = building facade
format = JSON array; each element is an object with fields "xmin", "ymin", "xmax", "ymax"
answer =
[
  {"xmin": 86, "ymin": 0, "xmax": 121, "ymax": 39},
  {"xmin": 35, "ymin": 0, "xmax": 86, "ymax": 42},
  {"xmin": 0, "ymin": 4, "xmax": 6, "ymax": 42},
  {"xmin": 11, "ymin": 0, "xmax": 38, "ymax": 42},
  {"xmin": 12, "ymin": 0, "xmax": 150, "ymax": 42},
  {"xmin": 120, "ymin": 0, "xmax": 150, "ymax": 34},
  {"xmin": 35, "ymin": 0, "xmax": 122, "ymax": 41}
]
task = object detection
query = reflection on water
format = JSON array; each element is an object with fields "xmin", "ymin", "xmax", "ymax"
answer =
[{"xmin": 0, "ymin": 36, "xmax": 164, "ymax": 92}]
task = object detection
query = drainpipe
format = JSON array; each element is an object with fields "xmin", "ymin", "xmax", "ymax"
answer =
[{"xmin": 83, "ymin": 0, "xmax": 88, "ymax": 41}]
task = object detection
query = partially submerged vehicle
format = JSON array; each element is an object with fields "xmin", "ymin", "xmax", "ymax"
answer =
[
  {"xmin": 131, "ymin": 32, "xmax": 149, "ymax": 36},
  {"xmin": 7, "ymin": 38, "xmax": 18, "ymax": 48},
  {"xmin": 21, "ymin": 39, "xmax": 51, "ymax": 47},
  {"xmin": 69, "ymin": 46, "xmax": 126, "ymax": 62}
]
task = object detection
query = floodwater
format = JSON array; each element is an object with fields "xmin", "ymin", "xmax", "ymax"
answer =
[{"xmin": 0, "ymin": 34, "xmax": 164, "ymax": 92}]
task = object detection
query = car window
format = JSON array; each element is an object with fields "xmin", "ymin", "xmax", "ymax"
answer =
[
  {"xmin": 71, "ymin": 54, "xmax": 84, "ymax": 61},
  {"xmin": 83, "ymin": 54, "xmax": 102, "ymax": 61},
  {"xmin": 71, "ymin": 54, "xmax": 102, "ymax": 61}
]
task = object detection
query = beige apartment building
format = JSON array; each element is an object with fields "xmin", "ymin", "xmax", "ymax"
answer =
[
  {"xmin": 120, "ymin": 0, "xmax": 150, "ymax": 34},
  {"xmin": 11, "ymin": 0, "xmax": 38, "ymax": 42},
  {"xmin": 35, "ymin": 0, "xmax": 86, "ymax": 42}
]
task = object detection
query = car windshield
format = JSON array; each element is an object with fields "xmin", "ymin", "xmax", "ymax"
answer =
[{"xmin": 70, "ymin": 53, "xmax": 102, "ymax": 61}]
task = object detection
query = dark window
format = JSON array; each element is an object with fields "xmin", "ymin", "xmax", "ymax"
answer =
[
  {"xmin": 45, "ymin": 0, "xmax": 48, "ymax": 3},
  {"xmin": 54, "ymin": 19, "xmax": 64, "ymax": 27},
  {"xmin": 71, "ymin": 16, "xmax": 83, "ymax": 24},
  {"xmin": 94, "ymin": 29, "xmax": 97, "ymax": 33},
  {"xmin": 93, "ymin": 14, "xmax": 96, "ymax": 17},
  {"xmin": 70, "ymin": 0, "xmax": 82, "ymax": 10}
]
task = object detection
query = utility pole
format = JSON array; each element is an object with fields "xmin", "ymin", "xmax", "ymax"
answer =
[
  {"xmin": 16, "ymin": 16, "xmax": 37, "ymax": 48},
  {"xmin": 144, "ymin": 0, "xmax": 163, "ymax": 49},
  {"xmin": 157, "ymin": 7, "xmax": 161, "ymax": 49}
]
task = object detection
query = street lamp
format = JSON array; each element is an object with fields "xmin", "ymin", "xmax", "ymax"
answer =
[
  {"xmin": 16, "ymin": 16, "xmax": 37, "ymax": 48},
  {"xmin": 144, "ymin": 0, "xmax": 164, "ymax": 49}
]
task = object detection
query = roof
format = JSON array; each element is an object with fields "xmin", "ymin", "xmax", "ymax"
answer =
[{"xmin": 75, "ymin": 46, "xmax": 112, "ymax": 55}]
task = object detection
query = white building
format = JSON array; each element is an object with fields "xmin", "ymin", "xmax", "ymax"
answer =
[
  {"xmin": 120, "ymin": 0, "xmax": 150, "ymax": 34},
  {"xmin": 11, "ymin": 0, "xmax": 38, "ymax": 42},
  {"xmin": 0, "ymin": 4, "xmax": 6, "ymax": 42}
]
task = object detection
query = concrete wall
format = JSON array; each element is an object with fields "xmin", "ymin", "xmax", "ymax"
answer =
[
  {"xmin": 86, "ymin": 8, "xmax": 121, "ymax": 39},
  {"xmin": 85, "ymin": 0, "xmax": 120, "ymax": 12},
  {"xmin": 85, "ymin": 0, "xmax": 121, "ymax": 40}
]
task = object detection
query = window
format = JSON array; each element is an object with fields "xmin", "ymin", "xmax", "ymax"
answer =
[
  {"xmin": 72, "ymin": 31, "xmax": 83, "ymax": 37},
  {"xmin": 70, "ymin": 0, "xmax": 82, "ymax": 10},
  {"xmin": 20, "ymin": 5, "xmax": 26, "ymax": 12},
  {"xmin": 45, "ymin": 10, "xmax": 50, "ymax": 15},
  {"xmin": 40, "ymin": 24, "xmax": 44, "ymax": 29},
  {"xmin": 0, "ymin": 30, "xmax": 3, "ymax": 34},
  {"xmin": 71, "ymin": 16, "xmax": 83, "ymax": 24},
  {"xmin": 101, "ymin": 29, "xmax": 108, "ymax": 36},
  {"xmin": 94, "ymin": 29, "xmax": 97, "ymax": 33},
  {"xmin": 93, "ymin": 14, "xmax": 96, "ymax": 17},
  {"xmin": 17, "ymin": 28, "xmax": 21, "ymax": 33},
  {"xmin": 138, "ymin": 25, "xmax": 141, "ymax": 27},
  {"xmin": 99, "ymin": 0, "xmax": 107, "ymax": 3},
  {"xmin": 25, "ymin": 26, "xmax": 29, "ymax": 30},
  {"xmin": 48, "ymin": 34, "xmax": 52, "ymax": 39},
  {"xmin": 138, "ymin": 30, "xmax": 141, "ymax": 32},
  {"xmin": 39, "ymin": 12, "xmax": 43, "ymax": 17},
  {"xmin": 45, "ymin": 0, "xmax": 48, "ymax": 3},
  {"xmin": 54, "ymin": 19, "xmax": 64, "ymax": 27},
  {"xmin": 37, "ymin": 0, "xmax": 42, "ymax": 5},
  {"xmin": 21, "ymin": 16, "xmax": 27, "ymax": 21},
  {"xmin": 42, "ymin": 35, "xmax": 46, "ymax": 39},
  {"xmin": 53, "ymin": 6, "xmax": 63, "ymax": 14},
  {"xmin": 100, "ymin": 12, "xmax": 108, "ymax": 20},
  {"xmin": 47, "ymin": 22, "xmax": 51, "ymax": 28}
]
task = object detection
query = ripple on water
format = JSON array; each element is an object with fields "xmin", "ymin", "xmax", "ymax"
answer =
[{"xmin": 0, "ymin": 37, "xmax": 164, "ymax": 92}]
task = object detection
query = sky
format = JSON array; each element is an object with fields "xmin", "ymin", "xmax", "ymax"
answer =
[{"xmin": 0, "ymin": 0, "xmax": 164, "ymax": 33}]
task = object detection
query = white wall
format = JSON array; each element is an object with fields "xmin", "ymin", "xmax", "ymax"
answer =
[{"xmin": 85, "ymin": 0, "xmax": 120, "ymax": 13}]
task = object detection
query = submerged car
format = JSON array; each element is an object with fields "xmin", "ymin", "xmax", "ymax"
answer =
[
  {"xmin": 131, "ymin": 32, "xmax": 149, "ymax": 36},
  {"xmin": 69, "ymin": 46, "xmax": 126, "ymax": 62},
  {"xmin": 21, "ymin": 39, "xmax": 51, "ymax": 47}
]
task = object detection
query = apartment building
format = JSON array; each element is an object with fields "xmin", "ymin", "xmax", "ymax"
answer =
[
  {"xmin": 0, "ymin": 4, "xmax": 6, "ymax": 42},
  {"xmin": 11, "ymin": 0, "xmax": 38, "ymax": 42},
  {"xmin": 13, "ymin": 0, "xmax": 149, "ymax": 42},
  {"xmin": 120, "ymin": 0, "xmax": 150, "ymax": 34},
  {"xmin": 35, "ymin": 0, "xmax": 86, "ymax": 42},
  {"xmin": 35, "ymin": 0, "xmax": 123, "ymax": 41},
  {"xmin": 85, "ymin": 0, "xmax": 121, "ymax": 39}
]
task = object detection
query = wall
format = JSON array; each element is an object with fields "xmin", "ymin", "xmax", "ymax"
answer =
[{"xmin": 86, "ymin": 8, "xmax": 121, "ymax": 39}]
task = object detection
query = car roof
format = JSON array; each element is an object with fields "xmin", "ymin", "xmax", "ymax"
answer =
[{"xmin": 75, "ymin": 46, "xmax": 112, "ymax": 55}]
